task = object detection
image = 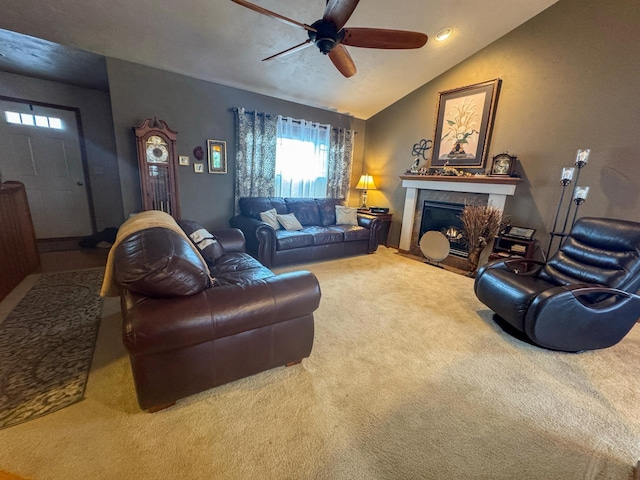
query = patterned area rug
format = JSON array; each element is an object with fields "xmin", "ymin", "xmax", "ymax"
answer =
[{"xmin": 0, "ymin": 268, "xmax": 104, "ymax": 430}]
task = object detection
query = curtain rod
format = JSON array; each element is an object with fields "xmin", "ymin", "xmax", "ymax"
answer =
[
  {"xmin": 228, "ymin": 107, "xmax": 357, "ymax": 134},
  {"xmin": 228, "ymin": 107, "xmax": 274, "ymax": 118}
]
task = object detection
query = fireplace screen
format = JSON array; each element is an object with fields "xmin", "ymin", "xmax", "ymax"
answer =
[{"xmin": 419, "ymin": 200, "xmax": 468, "ymax": 257}]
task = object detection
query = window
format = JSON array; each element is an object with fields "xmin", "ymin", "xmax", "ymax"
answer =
[
  {"xmin": 275, "ymin": 116, "xmax": 330, "ymax": 198},
  {"xmin": 5, "ymin": 111, "xmax": 63, "ymax": 129}
]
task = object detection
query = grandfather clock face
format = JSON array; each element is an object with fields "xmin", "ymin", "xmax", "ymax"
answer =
[{"xmin": 145, "ymin": 135, "xmax": 170, "ymax": 164}]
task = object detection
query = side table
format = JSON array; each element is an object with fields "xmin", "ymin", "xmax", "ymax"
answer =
[{"xmin": 358, "ymin": 210, "xmax": 393, "ymax": 247}]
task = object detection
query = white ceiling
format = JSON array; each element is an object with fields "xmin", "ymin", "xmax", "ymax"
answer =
[{"xmin": 0, "ymin": 0, "xmax": 558, "ymax": 119}]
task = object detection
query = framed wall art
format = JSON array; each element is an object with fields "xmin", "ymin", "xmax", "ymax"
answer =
[
  {"xmin": 207, "ymin": 140, "xmax": 227, "ymax": 174},
  {"xmin": 430, "ymin": 79, "xmax": 502, "ymax": 169},
  {"xmin": 179, "ymin": 155, "xmax": 189, "ymax": 166},
  {"xmin": 194, "ymin": 163, "xmax": 204, "ymax": 173}
]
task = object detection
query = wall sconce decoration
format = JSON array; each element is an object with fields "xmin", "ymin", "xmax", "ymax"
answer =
[
  {"xmin": 546, "ymin": 149, "xmax": 591, "ymax": 259},
  {"xmin": 193, "ymin": 146, "xmax": 204, "ymax": 161},
  {"xmin": 355, "ymin": 174, "xmax": 377, "ymax": 209}
]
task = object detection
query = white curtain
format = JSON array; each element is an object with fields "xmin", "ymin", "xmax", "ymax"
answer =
[{"xmin": 275, "ymin": 116, "xmax": 330, "ymax": 198}]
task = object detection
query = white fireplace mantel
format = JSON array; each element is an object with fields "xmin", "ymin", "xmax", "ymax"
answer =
[{"xmin": 399, "ymin": 175, "xmax": 521, "ymax": 251}]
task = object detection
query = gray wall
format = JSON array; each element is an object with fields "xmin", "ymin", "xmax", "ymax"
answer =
[
  {"xmin": 365, "ymin": 0, "xmax": 640, "ymax": 249},
  {"xmin": 106, "ymin": 58, "xmax": 366, "ymax": 230},
  {"xmin": 0, "ymin": 70, "xmax": 123, "ymax": 231}
]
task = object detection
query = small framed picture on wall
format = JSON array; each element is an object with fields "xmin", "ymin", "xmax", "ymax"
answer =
[
  {"xmin": 207, "ymin": 140, "xmax": 227, "ymax": 174},
  {"xmin": 194, "ymin": 163, "xmax": 204, "ymax": 173}
]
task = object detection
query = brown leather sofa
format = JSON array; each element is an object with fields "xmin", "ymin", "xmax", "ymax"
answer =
[
  {"xmin": 230, "ymin": 197, "xmax": 382, "ymax": 267},
  {"xmin": 111, "ymin": 220, "xmax": 321, "ymax": 411}
]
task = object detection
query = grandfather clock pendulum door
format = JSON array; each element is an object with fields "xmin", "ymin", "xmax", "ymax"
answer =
[{"xmin": 133, "ymin": 118, "xmax": 181, "ymax": 219}]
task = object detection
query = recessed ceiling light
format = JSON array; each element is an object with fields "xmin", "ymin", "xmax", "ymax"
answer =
[{"xmin": 435, "ymin": 28, "xmax": 453, "ymax": 42}]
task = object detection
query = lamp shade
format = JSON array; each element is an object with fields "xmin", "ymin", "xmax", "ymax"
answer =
[{"xmin": 356, "ymin": 174, "xmax": 377, "ymax": 190}]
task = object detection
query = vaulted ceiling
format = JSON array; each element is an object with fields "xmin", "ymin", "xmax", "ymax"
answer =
[{"xmin": 0, "ymin": 0, "xmax": 558, "ymax": 119}]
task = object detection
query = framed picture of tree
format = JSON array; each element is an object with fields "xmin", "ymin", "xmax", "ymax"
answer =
[{"xmin": 430, "ymin": 79, "xmax": 502, "ymax": 169}]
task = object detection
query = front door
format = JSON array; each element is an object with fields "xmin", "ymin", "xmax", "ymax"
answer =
[{"xmin": 0, "ymin": 100, "xmax": 93, "ymax": 239}]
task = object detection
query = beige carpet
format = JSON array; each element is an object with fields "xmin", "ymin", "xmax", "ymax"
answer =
[{"xmin": 1, "ymin": 247, "xmax": 639, "ymax": 479}]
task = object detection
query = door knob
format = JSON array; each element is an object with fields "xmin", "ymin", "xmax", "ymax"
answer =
[{"xmin": 77, "ymin": 181, "xmax": 84, "ymax": 186}]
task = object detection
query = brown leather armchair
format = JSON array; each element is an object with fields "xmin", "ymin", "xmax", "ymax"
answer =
[
  {"xmin": 112, "ymin": 221, "xmax": 321, "ymax": 411},
  {"xmin": 474, "ymin": 217, "xmax": 640, "ymax": 352}
]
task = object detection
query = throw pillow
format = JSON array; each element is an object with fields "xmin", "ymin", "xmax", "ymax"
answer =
[
  {"xmin": 259, "ymin": 208, "xmax": 280, "ymax": 230},
  {"xmin": 178, "ymin": 220, "xmax": 225, "ymax": 267},
  {"xmin": 335, "ymin": 206, "xmax": 358, "ymax": 226},
  {"xmin": 276, "ymin": 213, "xmax": 304, "ymax": 231}
]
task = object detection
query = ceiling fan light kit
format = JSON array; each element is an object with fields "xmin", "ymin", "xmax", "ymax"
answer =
[
  {"xmin": 435, "ymin": 28, "xmax": 453, "ymax": 42},
  {"xmin": 231, "ymin": 0, "xmax": 428, "ymax": 78},
  {"xmin": 309, "ymin": 20, "xmax": 345, "ymax": 54}
]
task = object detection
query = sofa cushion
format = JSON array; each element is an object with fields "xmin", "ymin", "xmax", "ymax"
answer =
[
  {"xmin": 178, "ymin": 220, "xmax": 226, "ymax": 266},
  {"xmin": 303, "ymin": 226, "xmax": 344, "ymax": 245},
  {"xmin": 277, "ymin": 213, "xmax": 304, "ymax": 231},
  {"xmin": 336, "ymin": 206, "xmax": 358, "ymax": 226},
  {"xmin": 285, "ymin": 198, "xmax": 321, "ymax": 226},
  {"xmin": 239, "ymin": 197, "xmax": 289, "ymax": 220},
  {"xmin": 259, "ymin": 208, "xmax": 280, "ymax": 230},
  {"xmin": 210, "ymin": 252, "xmax": 274, "ymax": 285},
  {"xmin": 276, "ymin": 230, "xmax": 314, "ymax": 251},
  {"xmin": 329, "ymin": 225, "xmax": 370, "ymax": 242},
  {"xmin": 316, "ymin": 198, "xmax": 346, "ymax": 226},
  {"xmin": 114, "ymin": 227, "xmax": 211, "ymax": 297}
]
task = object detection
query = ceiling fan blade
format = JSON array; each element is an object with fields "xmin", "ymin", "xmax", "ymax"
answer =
[
  {"xmin": 323, "ymin": 0, "xmax": 360, "ymax": 31},
  {"xmin": 262, "ymin": 40, "xmax": 313, "ymax": 61},
  {"xmin": 342, "ymin": 28, "xmax": 428, "ymax": 49},
  {"xmin": 328, "ymin": 44, "xmax": 356, "ymax": 78},
  {"xmin": 230, "ymin": 0, "xmax": 316, "ymax": 32}
]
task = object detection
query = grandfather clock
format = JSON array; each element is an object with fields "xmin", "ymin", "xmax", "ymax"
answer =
[{"xmin": 133, "ymin": 118, "xmax": 181, "ymax": 219}]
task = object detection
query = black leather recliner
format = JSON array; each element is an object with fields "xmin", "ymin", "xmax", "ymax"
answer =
[{"xmin": 474, "ymin": 217, "xmax": 640, "ymax": 352}]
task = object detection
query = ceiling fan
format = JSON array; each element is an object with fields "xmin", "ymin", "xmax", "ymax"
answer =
[{"xmin": 230, "ymin": 0, "xmax": 428, "ymax": 78}]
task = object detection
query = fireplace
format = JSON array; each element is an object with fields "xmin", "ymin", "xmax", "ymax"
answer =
[{"xmin": 419, "ymin": 200, "xmax": 467, "ymax": 257}]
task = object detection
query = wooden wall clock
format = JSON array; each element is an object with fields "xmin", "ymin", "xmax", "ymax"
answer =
[{"xmin": 133, "ymin": 118, "xmax": 181, "ymax": 219}]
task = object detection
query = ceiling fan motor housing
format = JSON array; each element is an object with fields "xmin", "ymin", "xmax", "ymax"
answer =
[{"xmin": 308, "ymin": 20, "xmax": 345, "ymax": 54}]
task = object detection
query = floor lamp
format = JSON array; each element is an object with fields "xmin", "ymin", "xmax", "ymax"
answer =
[
  {"xmin": 546, "ymin": 149, "xmax": 590, "ymax": 259},
  {"xmin": 356, "ymin": 174, "xmax": 377, "ymax": 209}
]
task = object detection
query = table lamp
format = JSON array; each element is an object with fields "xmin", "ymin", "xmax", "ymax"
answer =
[{"xmin": 356, "ymin": 174, "xmax": 377, "ymax": 209}]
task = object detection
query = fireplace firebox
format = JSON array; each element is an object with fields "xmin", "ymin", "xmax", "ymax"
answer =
[{"xmin": 419, "ymin": 200, "xmax": 468, "ymax": 258}]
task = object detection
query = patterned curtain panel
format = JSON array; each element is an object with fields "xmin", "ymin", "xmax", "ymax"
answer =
[
  {"xmin": 233, "ymin": 107, "xmax": 278, "ymax": 213},
  {"xmin": 327, "ymin": 128, "xmax": 355, "ymax": 201}
]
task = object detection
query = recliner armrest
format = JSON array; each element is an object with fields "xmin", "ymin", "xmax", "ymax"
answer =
[
  {"xmin": 477, "ymin": 258, "xmax": 545, "ymax": 278},
  {"xmin": 524, "ymin": 285, "xmax": 640, "ymax": 351}
]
